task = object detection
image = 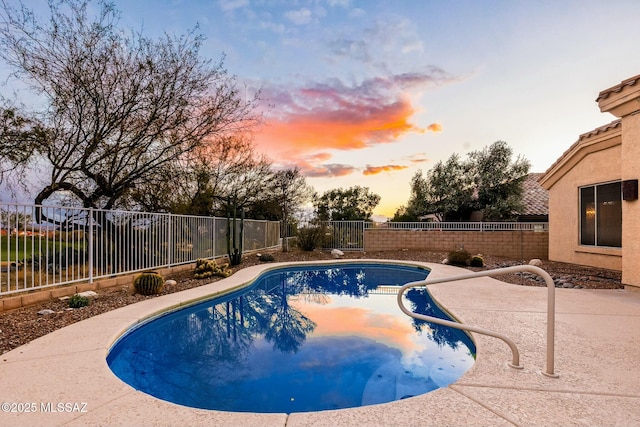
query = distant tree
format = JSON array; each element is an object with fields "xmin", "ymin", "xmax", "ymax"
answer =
[
  {"xmin": 272, "ymin": 168, "xmax": 313, "ymax": 251},
  {"xmin": 391, "ymin": 205, "xmax": 418, "ymax": 222},
  {"xmin": 423, "ymin": 155, "xmax": 474, "ymax": 221},
  {"xmin": 468, "ymin": 141, "xmax": 530, "ymax": 220},
  {"xmin": 314, "ymin": 186, "xmax": 381, "ymax": 221},
  {"xmin": 212, "ymin": 151, "xmax": 273, "ymax": 265},
  {"xmin": 397, "ymin": 141, "xmax": 530, "ymax": 222},
  {"xmin": 129, "ymin": 134, "xmax": 256, "ymax": 215},
  {"xmin": 399, "ymin": 155, "xmax": 473, "ymax": 221},
  {"xmin": 0, "ymin": 0, "xmax": 259, "ymax": 211}
]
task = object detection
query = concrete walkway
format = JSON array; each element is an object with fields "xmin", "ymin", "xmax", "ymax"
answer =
[{"xmin": 1, "ymin": 260, "xmax": 639, "ymax": 427}]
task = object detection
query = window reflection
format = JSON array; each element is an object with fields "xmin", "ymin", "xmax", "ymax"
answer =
[{"xmin": 580, "ymin": 182, "xmax": 621, "ymax": 247}]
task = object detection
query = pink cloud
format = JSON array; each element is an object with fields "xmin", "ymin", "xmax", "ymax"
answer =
[{"xmin": 300, "ymin": 163, "xmax": 357, "ymax": 178}]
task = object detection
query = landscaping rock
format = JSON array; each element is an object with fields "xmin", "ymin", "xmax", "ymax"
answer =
[
  {"xmin": 165, "ymin": 279, "xmax": 177, "ymax": 286},
  {"xmin": 77, "ymin": 291, "xmax": 97, "ymax": 298},
  {"xmin": 331, "ymin": 249, "xmax": 344, "ymax": 259},
  {"xmin": 529, "ymin": 259, "xmax": 543, "ymax": 267},
  {"xmin": 37, "ymin": 309, "xmax": 55, "ymax": 316}
]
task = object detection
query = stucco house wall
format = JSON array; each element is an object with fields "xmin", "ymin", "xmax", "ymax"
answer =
[
  {"xmin": 541, "ymin": 74, "xmax": 640, "ymax": 289},
  {"xmin": 541, "ymin": 122, "xmax": 622, "ymax": 270}
]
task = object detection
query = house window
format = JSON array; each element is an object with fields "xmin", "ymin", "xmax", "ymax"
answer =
[{"xmin": 579, "ymin": 181, "xmax": 621, "ymax": 247}]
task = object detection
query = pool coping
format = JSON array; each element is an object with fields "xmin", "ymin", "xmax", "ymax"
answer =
[{"xmin": 1, "ymin": 259, "xmax": 639, "ymax": 427}]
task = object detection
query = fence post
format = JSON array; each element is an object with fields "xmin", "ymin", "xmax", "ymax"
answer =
[
  {"xmin": 213, "ymin": 216, "xmax": 216, "ymax": 258},
  {"xmin": 168, "ymin": 213, "xmax": 173, "ymax": 267},
  {"xmin": 88, "ymin": 208, "xmax": 94, "ymax": 284}
]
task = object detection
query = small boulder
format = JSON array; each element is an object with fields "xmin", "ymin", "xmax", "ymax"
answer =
[
  {"xmin": 528, "ymin": 259, "xmax": 543, "ymax": 267},
  {"xmin": 37, "ymin": 309, "xmax": 55, "ymax": 316},
  {"xmin": 165, "ymin": 279, "xmax": 177, "ymax": 286},
  {"xmin": 331, "ymin": 249, "xmax": 344, "ymax": 259},
  {"xmin": 77, "ymin": 290, "xmax": 98, "ymax": 298}
]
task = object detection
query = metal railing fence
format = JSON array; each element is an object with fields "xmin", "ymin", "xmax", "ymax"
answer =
[
  {"xmin": 286, "ymin": 220, "xmax": 365, "ymax": 251},
  {"xmin": 368, "ymin": 221, "xmax": 548, "ymax": 232},
  {"xmin": 283, "ymin": 220, "xmax": 548, "ymax": 252},
  {"xmin": 0, "ymin": 203, "xmax": 280, "ymax": 296}
]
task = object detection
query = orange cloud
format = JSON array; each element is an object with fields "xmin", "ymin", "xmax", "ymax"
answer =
[
  {"xmin": 408, "ymin": 152, "xmax": 430, "ymax": 164},
  {"xmin": 306, "ymin": 152, "xmax": 332, "ymax": 162},
  {"xmin": 258, "ymin": 97, "xmax": 420, "ymax": 155},
  {"xmin": 363, "ymin": 164, "xmax": 408, "ymax": 176},
  {"xmin": 256, "ymin": 73, "xmax": 444, "ymax": 171},
  {"xmin": 426, "ymin": 122, "xmax": 442, "ymax": 132}
]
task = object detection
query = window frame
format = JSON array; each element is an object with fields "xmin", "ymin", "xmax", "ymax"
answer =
[{"xmin": 578, "ymin": 180, "xmax": 622, "ymax": 248}]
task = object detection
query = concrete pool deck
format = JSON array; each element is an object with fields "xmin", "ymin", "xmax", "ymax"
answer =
[{"xmin": 1, "ymin": 260, "xmax": 639, "ymax": 427}]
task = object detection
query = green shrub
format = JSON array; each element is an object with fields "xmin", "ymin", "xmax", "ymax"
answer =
[
  {"xmin": 194, "ymin": 259, "xmax": 232, "ymax": 279},
  {"xmin": 296, "ymin": 226, "xmax": 323, "ymax": 251},
  {"xmin": 134, "ymin": 272, "xmax": 165, "ymax": 295},
  {"xmin": 68, "ymin": 294, "xmax": 90, "ymax": 308},
  {"xmin": 470, "ymin": 254, "xmax": 484, "ymax": 267},
  {"xmin": 258, "ymin": 253, "xmax": 275, "ymax": 262},
  {"xmin": 447, "ymin": 248, "xmax": 471, "ymax": 266}
]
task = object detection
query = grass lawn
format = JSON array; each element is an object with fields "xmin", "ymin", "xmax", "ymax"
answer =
[{"xmin": 0, "ymin": 235, "xmax": 83, "ymax": 262}]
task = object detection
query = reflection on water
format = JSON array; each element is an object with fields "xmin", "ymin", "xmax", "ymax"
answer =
[{"xmin": 108, "ymin": 264, "xmax": 476, "ymax": 413}]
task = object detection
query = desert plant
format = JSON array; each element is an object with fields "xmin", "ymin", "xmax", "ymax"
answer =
[
  {"xmin": 68, "ymin": 294, "xmax": 90, "ymax": 308},
  {"xmin": 226, "ymin": 203, "xmax": 244, "ymax": 266},
  {"xmin": 194, "ymin": 259, "xmax": 232, "ymax": 279},
  {"xmin": 296, "ymin": 226, "xmax": 323, "ymax": 251},
  {"xmin": 134, "ymin": 272, "xmax": 165, "ymax": 295},
  {"xmin": 470, "ymin": 254, "xmax": 484, "ymax": 267},
  {"xmin": 258, "ymin": 253, "xmax": 275, "ymax": 262},
  {"xmin": 447, "ymin": 248, "xmax": 471, "ymax": 266}
]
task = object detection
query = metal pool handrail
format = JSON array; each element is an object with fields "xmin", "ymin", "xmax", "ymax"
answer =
[{"xmin": 397, "ymin": 265, "xmax": 559, "ymax": 378}]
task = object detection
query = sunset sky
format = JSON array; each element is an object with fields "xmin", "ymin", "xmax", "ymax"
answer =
[{"xmin": 5, "ymin": 0, "xmax": 640, "ymax": 219}]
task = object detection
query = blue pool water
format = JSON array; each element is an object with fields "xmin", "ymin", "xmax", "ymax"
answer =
[{"xmin": 107, "ymin": 263, "xmax": 475, "ymax": 413}]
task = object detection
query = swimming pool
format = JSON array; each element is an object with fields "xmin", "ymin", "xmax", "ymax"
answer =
[{"xmin": 107, "ymin": 263, "xmax": 475, "ymax": 413}]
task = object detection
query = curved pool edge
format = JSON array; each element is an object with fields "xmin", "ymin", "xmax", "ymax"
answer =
[
  {"xmin": 107, "ymin": 259, "xmax": 439, "ymax": 349},
  {"xmin": 0, "ymin": 260, "xmax": 471, "ymax": 426},
  {"xmin": 4, "ymin": 259, "xmax": 635, "ymax": 426}
]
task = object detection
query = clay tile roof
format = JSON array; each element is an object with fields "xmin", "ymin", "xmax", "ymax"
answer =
[
  {"xmin": 595, "ymin": 74, "xmax": 640, "ymax": 102},
  {"xmin": 521, "ymin": 173, "xmax": 548, "ymax": 216}
]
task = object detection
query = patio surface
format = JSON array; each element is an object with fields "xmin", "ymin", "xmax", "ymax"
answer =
[{"xmin": 1, "ymin": 260, "xmax": 639, "ymax": 427}]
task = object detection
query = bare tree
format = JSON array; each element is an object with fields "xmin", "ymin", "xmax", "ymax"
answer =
[
  {"xmin": 212, "ymin": 148, "xmax": 273, "ymax": 264},
  {"xmin": 270, "ymin": 168, "xmax": 313, "ymax": 251},
  {"xmin": 0, "ymin": 0, "xmax": 259, "ymax": 211},
  {"xmin": 0, "ymin": 107, "xmax": 43, "ymax": 184},
  {"xmin": 128, "ymin": 134, "xmax": 257, "ymax": 215}
]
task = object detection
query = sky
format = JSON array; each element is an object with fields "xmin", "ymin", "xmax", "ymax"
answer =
[{"xmin": 4, "ymin": 0, "xmax": 640, "ymax": 219}]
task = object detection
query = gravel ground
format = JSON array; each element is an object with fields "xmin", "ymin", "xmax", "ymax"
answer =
[{"xmin": 0, "ymin": 249, "xmax": 622, "ymax": 355}]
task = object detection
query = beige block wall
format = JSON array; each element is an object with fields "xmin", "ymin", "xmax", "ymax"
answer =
[
  {"xmin": 547, "ymin": 143, "xmax": 622, "ymax": 270},
  {"xmin": 364, "ymin": 229, "xmax": 548, "ymax": 260},
  {"xmin": 621, "ymin": 114, "xmax": 640, "ymax": 285}
]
